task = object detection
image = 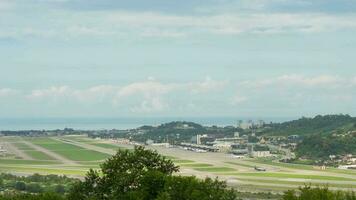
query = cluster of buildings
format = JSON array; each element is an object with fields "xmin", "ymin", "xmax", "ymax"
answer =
[
  {"xmin": 178, "ymin": 132, "xmax": 275, "ymax": 158},
  {"xmin": 0, "ymin": 145, "xmax": 7, "ymax": 156},
  {"xmin": 328, "ymin": 154, "xmax": 356, "ymax": 169}
]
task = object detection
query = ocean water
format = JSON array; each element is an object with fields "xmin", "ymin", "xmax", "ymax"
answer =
[{"xmin": 0, "ymin": 117, "xmax": 293, "ymax": 131}]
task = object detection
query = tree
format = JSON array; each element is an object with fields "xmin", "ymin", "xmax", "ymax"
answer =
[
  {"xmin": 14, "ymin": 181, "xmax": 26, "ymax": 191},
  {"xmin": 68, "ymin": 146, "xmax": 237, "ymax": 200},
  {"xmin": 160, "ymin": 176, "xmax": 236, "ymax": 200},
  {"xmin": 283, "ymin": 185, "xmax": 356, "ymax": 200},
  {"xmin": 68, "ymin": 146, "xmax": 179, "ymax": 200},
  {"xmin": 0, "ymin": 193, "xmax": 64, "ymax": 200},
  {"xmin": 26, "ymin": 183, "xmax": 43, "ymax": 193},
  {"xmin": 54, "ymin": 184, "xmax": 66, "ymax": 194}
]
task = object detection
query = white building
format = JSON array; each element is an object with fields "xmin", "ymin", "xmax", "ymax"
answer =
[
  {"xmin": 151, "ymin": 143, "xmax": 170, "ymax": 148},
  {"xmin": 338, "ymin": 165, "xmax": 356, "ymax": 170},
  {"xmin": 213, "ymin": 142, "xmax": 233, "ymax": 152},
  {"xmin": 251, "ymin": 151, "xmax": 271, "ymax": 158}
]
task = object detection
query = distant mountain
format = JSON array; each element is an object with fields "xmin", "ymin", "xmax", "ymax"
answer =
[{"xmin": 262, "ymin": 114, "xmax": 356, "ymax": 136}]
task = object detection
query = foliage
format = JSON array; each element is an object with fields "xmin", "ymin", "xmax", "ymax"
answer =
[
  {"xmin": 295, "ymin": 134, "xmax": 356, "ymax": 160},
  {"xmin": 263, "ymin": 114, "xmax": 356, "ymax": 136},
  {"xmin": 283, "ymin": 185, "xmax": 356, "ymax": 200},
  {"xmin": 123, "ymin": 121, "xmax": 243, "ymax": 143},
  {"xmin": 0, "ymin": 173, "xmax": 78, "ymax": 194},
  {"xmin": 68, "ymin": 146, "xmax": 237, "ymax": 200},
  {"xmin": 0, "ymin": 193, "xmax": 64, "ymax": 200}
]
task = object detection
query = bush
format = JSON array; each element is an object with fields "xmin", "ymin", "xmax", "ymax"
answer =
[{"xmin": 283, "ymin": 185, "xmax": 356, "ymax": 200}]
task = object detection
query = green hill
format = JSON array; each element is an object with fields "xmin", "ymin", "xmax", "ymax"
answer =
[{"xmin": 262, "ymin": 114, "xmax": 356, "ymax": 136}]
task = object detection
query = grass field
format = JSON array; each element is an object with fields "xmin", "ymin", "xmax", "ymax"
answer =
[
  {"xmin": 236, "ymin": 178, "xmax": 356, "ymax": 189},
  {"xmin": 225, "ymin": 161, "xmax": 256, "ymax": 168},
  {"xmin": 26, "ymin": 137, "xmax": 111, "ymax": 161},
  {"xmin": 226, "ymin": 172, "xmax": 356, "ymax": 181},
  {"xmin": 23, "ymin": 150, "xmax": 55, "ymax": 160},
  {"xmin": 248, "ymin": 158, "xmax": 356, "ymax": 176},
  {"xmin": 55, "ymin": 149, "xmax": 110, "ymax": 161},
  {"xmin": 90, "ymin": 143, "xmax": 121, "ymax": 150},
  {"xmin": 172, "ymin": 159, "xmax": 195, "ymax": 164},
  {"xmin": 179, "ymin": 163, "xmax": 213, "ymax": 167},
  {"xmin": 0, "ymin": 159, "xmax": 59, "ymax": 165},
  {"xmin": 0, "ymin": 165, "xmax": 88, "ymax": 176},
  {"xmin": 12, "ymin": 142, "xmax": 34, "ymax": 150},
  {"xmin": 194, "ymin": 167, "xmax": 236, "ymax": 172}
]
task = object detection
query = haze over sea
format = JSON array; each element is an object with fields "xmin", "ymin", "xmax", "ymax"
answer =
[{"xmin": 0, "ymin": 117, "xmax": 293, "ymax": 131}]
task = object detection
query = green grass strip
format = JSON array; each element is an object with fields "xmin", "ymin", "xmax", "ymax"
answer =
[{"xmin": 194, "ymin": 167, "xmax": 236, "ymax": 172}]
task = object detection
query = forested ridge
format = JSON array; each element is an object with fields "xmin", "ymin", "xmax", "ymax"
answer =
[
  {"xmin": 296, "ymin": 134, "xmax": 356, "ymax": 160},
  {"xmin": 262, "ymin": 114, "xmax": 356, "ymax": 136}
]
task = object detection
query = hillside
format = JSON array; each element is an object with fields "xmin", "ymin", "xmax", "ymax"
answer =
[
  {"xmin": 262, "ymin": 114, "xmax": 356, "ymax": 136},
  {"xmin": 133, "ymin": 121, "xmax": 242, "ymax": 143},
  {"xmin": 295, "ymin": 133, "xmax": 356, "ymax": 160}
]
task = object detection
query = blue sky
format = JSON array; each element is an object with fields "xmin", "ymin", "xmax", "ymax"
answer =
[{"xmin": 0, "ymin": 0, "xmax": 356, "ymax": 119}]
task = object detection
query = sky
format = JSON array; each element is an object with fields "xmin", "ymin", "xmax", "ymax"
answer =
[{"xmin": 0, "ymin": 0, "xmax": 356, "ymax": 119}]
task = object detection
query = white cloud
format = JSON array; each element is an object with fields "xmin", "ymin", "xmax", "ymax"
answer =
[
  {"xmin": 130, "ymin": 97, "xmax": 168, "ymax": 113},
  {"xmin": 277, "ymin": 74, "xmax": 340, "ymax": 87},
  {"xmin": 0, "ymin": 88, "xmax": 18, "ymax": 97},
  {"xmin": 23, "ymin": 77, "xmax": 227, "ymax": 113},
  {"xmin": 3, "ymin": 8, "xmax": 356, "ymax": 40},
  {"xmin": 26, "ymin": 86, "xmax": 73, "ymax": 104},
  {"xmin": 188, "ymin": 76, "xmax": 227, "ymax": 94},
  {"xmin": 106, "ymin": 12, "xmax": 356, "ymax": 36},
  {"xmin": 230, "ymin": 94, "xmax": 248, "ymax": 105},
  {"xmin": 241, "ymin": 74, "xmax": 348, "ymax": 89}
]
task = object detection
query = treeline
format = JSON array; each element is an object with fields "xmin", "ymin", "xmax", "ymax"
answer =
[
  {"xmin": 0, "ymin": 173, "xmax": 78, "ymax": 194},
  {"xmin": 283, "ymin": 186, "xmax": 356, "ymax": 200},
  {"xmin": 263, "ymin": 114, "xmax": 356, "ymax": 136},
  {"xmin": 0, "ymin": 128, "xmax": 83, "ymax": 137},
  {"xmin": 295, "ymin": 134, "xmax": 356, "ymax": 161},
  {"xmin": 132, "ymin": 121, "xmax": 243, "ymax": 143}
]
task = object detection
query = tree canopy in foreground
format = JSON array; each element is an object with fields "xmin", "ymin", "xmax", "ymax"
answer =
[{"xmin": 67, "ymin": 146, "xmax": 236, "ymax": 200}]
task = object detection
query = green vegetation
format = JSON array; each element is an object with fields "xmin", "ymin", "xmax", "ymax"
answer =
[
  {"xmin": 12, "ymin": 142, "xmax": 34, "ymax": 150},
  {"xmin": 240, "ymin": 179, "xmax": 356, "ymax": 189},
  {"xmin": 263, "ymin": 114, "xmax": 356, "ymax": 136},
  {"xmin": 179, "ymin": 163, "xmax": 213, "ymax": 167},
  {"xmin": 229, "ymin": 173, "xmax": 356, "ymax": 181},
  {"xmin": 90, "ymin": 143, "xmax": 121, "ymax": 149},
  {"xmin": 194, "ymin": 167, "xmax": 236, "ymax": 172},
  {"xmin": 295, "ymin": 134, "xmax": 356, "ymax": 161},
  {"xmin": 54, "ymin": 150, "xmax": 110, "ymax": 161},
  {"xmin": 0, "ymin": 159, "xmax": 59, "ymax": 165},
  {"xmin": 68, "ymin": 146, "xmax": 236, "ymax": 200},
  {"xmin": 0, "ymin": 193, "xmax": 65, "ymax": 200},
  {"xmin": 0, "ymin": 166, "xmax": 88, "ymax": 176},
  {"xmin": 250, "ymin": 159, "xmax": 315, "ymax": 170},
  {"xmin": 283, "ymin": 185, "xmax": 356, "ymax": 200},
  {"xmin": 27, "ymin": 138, "xmax": 110, "ymax": 161},
  {"xmin": 106, "ymin": 121, "xmax": 243, "ymax": 143},
  {"xmin": 30, "ymin": 138, "xmax": 85, "ymax": 151},
  {"xmin": 172, "ymin": 159, "xmax": 194, "ymax": 163},
  {"xmin": 24, "ymin": 151, "xmax": 55, "ymax": 160},
  {"xmin": 225, "ymin": 161, "xmax": 256, "ymax": 168},
  {"xmin": 0, "ymin": 173, "xmax": 78, "ymax": 194}
]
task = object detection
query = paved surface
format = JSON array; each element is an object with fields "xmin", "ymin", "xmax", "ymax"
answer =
[
  {"xmin": 54, "ymin": 137, "xmax": 116, "ymax": 156},
  {"xmin": 0, "ymin": 140, "xmax": 33, "ymax": 160}
]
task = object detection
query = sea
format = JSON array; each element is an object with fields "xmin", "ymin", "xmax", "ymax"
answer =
[{"xmin": 0, "ymin": 117, "xmax": 293, "ymax": 131}]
